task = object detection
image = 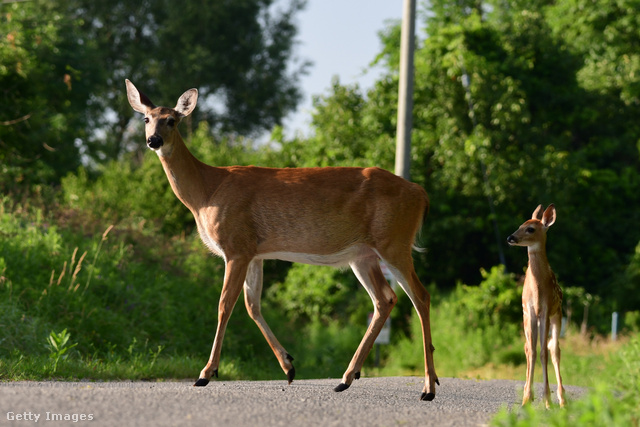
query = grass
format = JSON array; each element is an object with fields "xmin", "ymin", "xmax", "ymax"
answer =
[{"xmin": 459, "ymin": 331, "xmax": 628, "ymax": 388}]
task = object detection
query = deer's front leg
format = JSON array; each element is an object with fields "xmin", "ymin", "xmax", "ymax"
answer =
[
  {"xmin": 522, "ymin": 308, "xmax": 537, "ymax": 406},
  {"xmin": 243, "ymin": 258, "xmax": 295, "ymax": 383},
  {"xmin": 195, "ymin": 258, "xmax": 249, "ymax": 386}
]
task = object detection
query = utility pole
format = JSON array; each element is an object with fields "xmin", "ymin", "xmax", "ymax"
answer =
[{"xmin": 395, "ymin": 0, "xmax": 416, "ymax": 180}]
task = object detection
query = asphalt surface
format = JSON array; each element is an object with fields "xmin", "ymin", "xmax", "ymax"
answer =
[{"xmin": 0, "ymin": 377, "xmax": 585, "ymax": 426}]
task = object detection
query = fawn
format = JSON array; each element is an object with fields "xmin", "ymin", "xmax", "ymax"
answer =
[{"xmin": 507, "ymin": 204, "xmax": 566, "ymax": 408}]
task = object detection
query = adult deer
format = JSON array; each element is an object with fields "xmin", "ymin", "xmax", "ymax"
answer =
[
  {"xmin": 507, "ymin": 204, "xmax": 566, "ymax": 408},
  {"xmin": 125, "ymin": 80, "xmax": 439, "ymax": 401}
]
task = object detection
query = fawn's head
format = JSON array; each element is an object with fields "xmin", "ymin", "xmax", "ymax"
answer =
[
  {"xmin": 125, "ymin": 79, "xmax": 198, "ymax": 157},
  {"xmin": 507, "ymin": 204, "xmax": 556, "ymax": 251}
]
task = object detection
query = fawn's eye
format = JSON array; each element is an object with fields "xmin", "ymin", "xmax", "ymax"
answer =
[
  {"xmin": 167, "ymin": 117, "xmax": 175, "ymax": 127},
  {"xmin": 526, "ymin": 227, "xmax": 535, "ymax": 233},
  {"xmin": 143, "ymin": 117, "xmax": 149, "ymax": 124}
]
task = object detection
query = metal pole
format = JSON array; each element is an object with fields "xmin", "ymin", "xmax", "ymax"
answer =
[{"xmin": 395, "ymin": 0, "xmax": 416, "ymax": 180}]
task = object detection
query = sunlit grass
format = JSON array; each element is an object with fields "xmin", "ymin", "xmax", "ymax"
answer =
[{"xmin": 458, "ymin": 331, "xmax": 628, "ymax": 388}]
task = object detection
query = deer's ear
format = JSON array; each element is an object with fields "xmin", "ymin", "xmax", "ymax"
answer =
[
  {"xmin": 542, "ymin": 204, "xmax": 556, "ymax": 228},
  {"xmin": 175, "ymin": 88, "xmax": 198, "ymax": 117},
  {"xmin": 125, "ymin": 79, "xmax": 155, "ymax": 114},
  {"xmin": 531, "ymin": 204, "xmax": 544, "ymax": 220}
]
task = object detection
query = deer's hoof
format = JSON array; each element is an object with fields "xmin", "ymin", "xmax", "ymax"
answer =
[
  {"xmin": 420, "ymin": 392, "xmax": 435, "ymax": 401},
  {"xmin": 287, "ymin": 367, "xmax": 295, "ymax": 384},
  {"xmin": 334, "ymin": 383, "xmax": 350, "ymax": 392}
]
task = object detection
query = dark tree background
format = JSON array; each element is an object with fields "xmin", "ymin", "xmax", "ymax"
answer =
[{"xmin": 0, "ymin": 0, "xmax": 308, "ymax": 191}]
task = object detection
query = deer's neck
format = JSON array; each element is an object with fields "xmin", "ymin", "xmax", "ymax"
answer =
[
  {"xmin": 526, "ymin": 246, "xmax": 552, "ymax": 289},
  {"xmin": 157, "ymin": 136, "xmax": 213, "ymax": 213}
]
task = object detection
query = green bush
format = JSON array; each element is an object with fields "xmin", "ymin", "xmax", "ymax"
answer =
[{"xmin": 384, "ymin": 265, "xmax": 523, "ymax": 377}]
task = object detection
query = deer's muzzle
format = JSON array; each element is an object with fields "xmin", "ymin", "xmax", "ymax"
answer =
[{"xmin": 147, "ymin": 135, "xmax": 163, "ymax": 149}]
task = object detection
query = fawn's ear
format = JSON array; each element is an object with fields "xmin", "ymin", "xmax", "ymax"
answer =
[
  {"xmin": 541, "ymin": 204, "xmax": 556, "ymax": 228},
  {"xmin": 531, "ymin": 204, "xmax": 544, "ymax": 220},
  {"xmin": 125, "ymin": 79, "xmax": 155, "ymax": 114},
  {"xmin": 175, "ymin": 88, "xmax": 198, "ymax": 117}
]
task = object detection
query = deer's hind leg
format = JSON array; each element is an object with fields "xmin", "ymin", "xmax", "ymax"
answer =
[
  {"xmin": 383, "ymin": 253, "xmax": 438, "ymax": 401},
  {"xmin": 243, "ymin": 258, "xmax": 295, "ymax": 383},
  {"xmin": 547, "ymin": 313, "xmax": 566, "ymax": 407},
  {"xmin": 334, "ymin": 256, "xmax": 397, "ymax": 393}
]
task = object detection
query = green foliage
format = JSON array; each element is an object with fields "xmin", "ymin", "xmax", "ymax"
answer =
[
  {"xmin": 0, "ymin": 197, "xmax": 224, "ymax": 359},
  {"xmin": 0, "ymin": 0, "xmax": 306, "ymax": 192},
  {"xmin": 266, "ymin": 263, "xmax": 368, "ymax": 324},
  {"xmin": 615, "ymin": 240, "xmax": 640, "ymax": 313},
  {"xmin": 272, "ymin": 0, "xmax": 640, "ymax": 313},
  {"xmin": 46, "ymin": 329, "xmax": 78, "ymax": 373},
  {"xmin": 74, "ymin": 0, "xmax": 307, "ymax": 161},
  {"xmin": 0, "ymin": 0, "xmax": 99, "ymax": 193},
  {"xmin": 385, "ymin": 266, "xmax": 524, "ymax": 376},
  {"xmin": 61, "ymin": 155, "xmax": 190, "ymax": 234},
  {"xmin": 451, "ymin": 266, "xmax": 522, "ymax": 330},
  {"xmin": 285, "ymin": 319, "xmax": 365, "ymax": 379}
]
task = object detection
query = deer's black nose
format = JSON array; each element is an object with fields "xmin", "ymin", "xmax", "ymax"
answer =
[
  {"xmin": 507, "ymin": 235, "xmax": 518, "ymax": 244},
  {"xmin": 147, "ymin": 135, "xmax": 163, "ymax": 149}
]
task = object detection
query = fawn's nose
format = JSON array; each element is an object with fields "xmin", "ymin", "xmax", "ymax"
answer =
[
  {"xmin": 147, "ymin": 135, "xmax": 164, "ymax": 149},
  {"xmin": 507, "ymin": 235, "xmax": 518, "ymax": 245}
]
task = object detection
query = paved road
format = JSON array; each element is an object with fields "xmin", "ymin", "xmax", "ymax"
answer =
[{"xmin": 0, "ymin": 377, "xmax": 584, "ymax": 426}]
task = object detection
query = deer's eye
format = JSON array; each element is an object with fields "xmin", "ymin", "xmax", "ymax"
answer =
[
  {"xmin": 167, "ymin": 117, "xmax": 175, "ymax": 127},
  {"xmin": 526, "ymin": 227, "xmax": 535, "ymax": 233},
  {"xmin": 143, "ymin": 117, "xmax": 149, "ymax": 124}
]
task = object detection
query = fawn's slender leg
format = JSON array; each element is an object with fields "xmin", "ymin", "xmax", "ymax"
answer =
[
  {"xmin": 243, "ymin": 258, "xmax": 295, "ymax": 383},
  {"xmin": 195, "ymin": 258, "xmax": 249, "ymax": 385},
  {"xmin": 539, "ymin": 313, "xmax": 551, "ymax": 409},
  {"xmin": 335, "ymin": 257, "xmax": 396, "ymax": 392},
  {"xmin": 548, "ymin": 313, "xmax": 566, "ymax": 407},
  {"xmin": 522, "ymin": 307, "xmax": 537, "ymax": 405}
]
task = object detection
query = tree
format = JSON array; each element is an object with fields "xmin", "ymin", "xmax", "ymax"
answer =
[
  {"xmin": 0, "ymin": 0, "xmax": 308, "ymax": 191},
  {"xmin": 0, "ymin": 0, "xmax": 103, "ymax": 193},
  {"xmin": 73, "ymin": 0, "xmax": 309, "ymax": 161},
  {"xmin": 276, "ymin": 0, "xmax": 640, "ymax": 301}
]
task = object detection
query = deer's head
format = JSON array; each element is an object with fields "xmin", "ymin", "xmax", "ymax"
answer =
[
  {"xmin": 507, "ymin": 204, "xmax": 556, "ymax": 251},
  {"xmin": 125, "ymin": 79, "xmax": 198, "ymax": 157}
]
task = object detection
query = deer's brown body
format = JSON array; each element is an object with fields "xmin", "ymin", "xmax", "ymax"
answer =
[
  {"xmin": 125, "ymin": 80, "xmax": 439, "ymax": 400},
  {"xmin": 507, "ymin": 204, "xmax": 566, "ymax": 408}
]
